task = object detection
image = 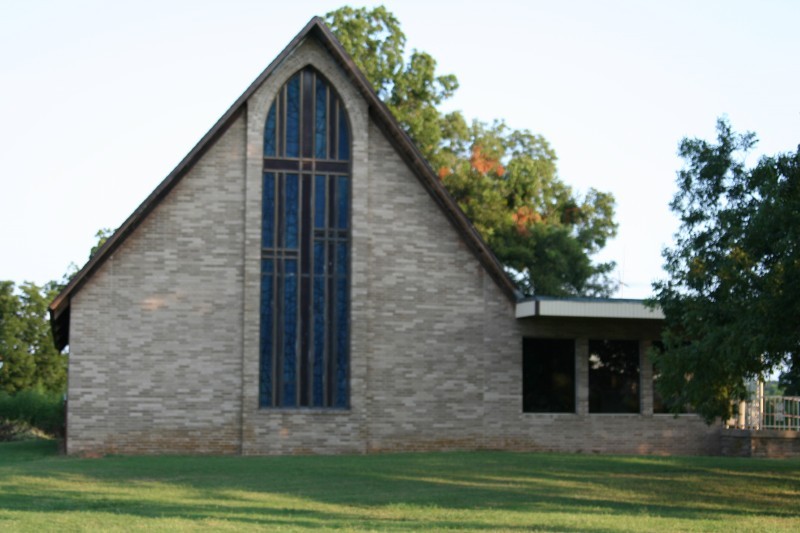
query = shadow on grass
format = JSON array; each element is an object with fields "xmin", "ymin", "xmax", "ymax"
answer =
[
  {"xmin": 0, "ymin": 439, "xmax": 58, "ymax": 463},
  {"xmin": 1, "ymin": 442, "xmax": 799, "ymax": 531}
]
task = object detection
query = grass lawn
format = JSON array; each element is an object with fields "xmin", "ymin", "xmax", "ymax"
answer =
[{"xmin": 0, "ymin": 440, "xmax": 798, "ymax": 531}]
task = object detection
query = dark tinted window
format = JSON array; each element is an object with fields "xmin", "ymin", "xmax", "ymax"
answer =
[
  {"xmin": 589, "ymin": 339, "xmax": 640, "ymax": 413},
  {"xmin": 523, "ymin": 338, "xmax": 575, "ymax": 413}
]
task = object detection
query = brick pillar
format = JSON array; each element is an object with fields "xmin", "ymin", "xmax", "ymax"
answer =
[
  {"xmin": 640, "ymin": 339, "xmax": 653, "ymax": 415},
  {"xmin": 576, "ymin": 337, "xmax": 589, "ymax": 416}
]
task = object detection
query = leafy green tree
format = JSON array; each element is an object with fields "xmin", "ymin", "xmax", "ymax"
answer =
[
  {"xmin": 326, "ymin": 6, "xmax": 617, "ymax": 296},
  {"xmin": 652, "ymin": 119, "xmax": 800, "ymax": 421},
  {"xmin": 20, "ymin": 282, "xmax": 65, "ymax": 391},
  {"xmin": 441, "ymin": 121, "xmax": 617, "ymax": 296},
  {"xmin": 89, "ymin": 228, "xmax": 113, "ymax": 260},
  {"xmin": 0, "ymin": 227, "xmax": 114, "ymax": 394},
  {"xmin": 0, "ymin": 281, "xmax": 36, "ymax": 393},
  {"xmin": 779, "ymin": 355, "xmax": 800, "ymax": 396},
  {"xmin": 56, "ymin": 227, "xmax": 114, "ymax": 290},
  {"xmin": 0, "ymin": 281, "xmax": 66, "ymax": 393},
  {"xmin": 325, "ymin": 6, "xmax": 461, "ymax": 164}
]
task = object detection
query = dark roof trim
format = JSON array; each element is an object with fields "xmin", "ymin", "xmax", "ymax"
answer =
[{"xmin": 49, "ymin": 17, "xmax": 520, "ymax": 350}]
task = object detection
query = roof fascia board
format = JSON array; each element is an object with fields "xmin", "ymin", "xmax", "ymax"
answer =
[{"xmin": 515, "ymin": 298, "xmax": 664, "ymax": 320}]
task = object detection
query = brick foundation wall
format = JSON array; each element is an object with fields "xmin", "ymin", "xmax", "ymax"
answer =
[{"xmin": 721, "ymin": 429, "xmax": 800, "ymax": 458}]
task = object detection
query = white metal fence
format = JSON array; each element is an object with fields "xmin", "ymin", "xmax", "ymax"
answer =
[{"xmin": 729, "ymin": 396, "xmax": 800, "ymax": 431}]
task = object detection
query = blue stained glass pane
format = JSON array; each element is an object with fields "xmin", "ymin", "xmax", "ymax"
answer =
[
  {"xmin": 264, "ymin": 103, "xmax": 276, "ymax": 156},
  {"xmin": 314, "ymin": 175, "xmax": 326, "ymax": 228},
  {"xmin": 262, "ymin": 173, "xmax": 275, "ymax": 248},
  {"xmin": 313, "ymin": 276, "xmax": 325, "ymax": 407},
  {"xmin": 285, "ymin": 174, "xmax": 299, "ymax": 248},
  {"xmin": 314, "ymin": 241, "xmax": 325, "ymax": 275},
  {"xmin": 260, "ymin": 72, "xmax": 353, "ymax": 411},
  {"xmin": 336, "ymin": 175, "xmax": 348, "ymax": 229},
  {"xmin": 259, "ymin": 273, "xmax": 273, "ymax": 406},
  {"xmin": 283, "ymin": 260, "xmax": 297, "ymax": 406},
  {"xmin": 335, "ymin": 276, "xmax": 348, "ymax": 407},
  {"xmin": 315, "ymin": 78, "xmax": 327, "ymax": 159},
  {"xmin": 338, "ymin": 106, "xmax": 349, "ymax": 160},
  {"xmin": 336, "ymin": 243, "xmax": 347, "ymax": 276},
  {"xmin": 286, "ymin": 76, "xmax": 300, "ymax": 157}
]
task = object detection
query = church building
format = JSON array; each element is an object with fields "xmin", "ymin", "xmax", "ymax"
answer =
[{"xmin": 50, "ymin": 18, "xmax": 720, "ymax": 455}]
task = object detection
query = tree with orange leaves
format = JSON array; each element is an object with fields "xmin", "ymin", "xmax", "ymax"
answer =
[
  {"xmin": 327, "ymin": 7, "xmax": 618, "ymax": 296},
  {"xmin": 439, "ymin": 121, "xmax": 617, "ymax": 296}
]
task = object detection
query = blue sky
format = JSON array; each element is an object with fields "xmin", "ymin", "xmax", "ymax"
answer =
[{"xmin": 2, "ymin": 0, "xmax": 798, "ymax": 297}]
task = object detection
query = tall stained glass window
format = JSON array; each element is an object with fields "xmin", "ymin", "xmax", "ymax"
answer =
[{"xmin": 260, "ymin": 68, "xmax": 350, "ymax": 408}]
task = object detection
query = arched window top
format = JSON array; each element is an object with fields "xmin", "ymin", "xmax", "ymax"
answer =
[{"xmin": 264, "ymin": 67, "xmax": 350, "ymax": 162}]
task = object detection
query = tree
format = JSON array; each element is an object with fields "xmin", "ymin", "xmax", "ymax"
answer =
[
  {"xmin": 57, "ymin": 227, "xmax": 114, "ymax": 289},
  {"xmin": 440, "ymin": 121, "xmax": 617, "ymax": 296},
  {"xmin": 0, "ymin": 281, "xmax": 66, "ymax": 393},
  {"xmin": 325, "ymin": 6, "xmax": 461, "ymax": 167},
  {"xmin": 326, "ymin": 6, "xmax": 617, "ymax": 296},
  {"xmin": 652, "ymin": 119, "xmax": 800, "ymax": 422},
  {"xmin": 0, "ymin": 281, "xmax": 35, "ymax": 392},
  {"xmin": 779, "ymin": 356, "xmax": 800, "ymax": 396},
  {"xmin": 89, "ymin": 228, "xmax": 113, "ymax": 260},
  {"xmin": 0, "ymin": 228, "xmax": 114, "ymax": 394}
]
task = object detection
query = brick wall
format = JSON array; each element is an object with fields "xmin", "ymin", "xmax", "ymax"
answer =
[
  {"xmin": 721, "ymin": 429, "xmax": 800, "ymax": 458},
  {"xmin": 481, "ymin": 312, "xmax": 720, "ymax": 455},
  {"xmin": 67, "ymin": 114, "xmax": 247, "ymax": 455}
]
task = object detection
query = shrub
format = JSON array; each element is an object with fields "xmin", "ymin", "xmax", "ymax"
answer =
[{"xmin": 0, "ymin": 389, "xmax": 64, "ymax": 437}]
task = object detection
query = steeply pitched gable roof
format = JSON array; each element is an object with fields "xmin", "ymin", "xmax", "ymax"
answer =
[{"xmin": 49, "ymin": 17, "xmax": 522, "ymax": 350}]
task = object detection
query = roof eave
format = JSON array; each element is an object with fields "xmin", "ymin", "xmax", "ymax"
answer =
[{"xmin": 516, "ymin": 296, "xmax": 664, "ymax": 321}]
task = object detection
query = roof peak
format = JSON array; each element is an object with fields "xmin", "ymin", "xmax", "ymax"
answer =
[{"xmin": 49, "ymin": 15, "xmax": 520, "ymax": 350}]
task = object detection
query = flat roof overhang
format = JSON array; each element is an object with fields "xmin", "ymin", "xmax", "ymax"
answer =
[{"xmin": 516, "ymin": 296, "xmax": 664, "ymax": 320}]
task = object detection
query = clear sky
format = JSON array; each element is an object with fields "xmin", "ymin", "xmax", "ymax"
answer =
[{"xmin": 2, "ymin": 0, "xmax": 798, "ymax": 298}]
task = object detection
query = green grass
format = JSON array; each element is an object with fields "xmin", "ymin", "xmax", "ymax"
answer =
[{"xmin": 1, "ymin": 441, "xmax": 799, "ymax": 531}]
